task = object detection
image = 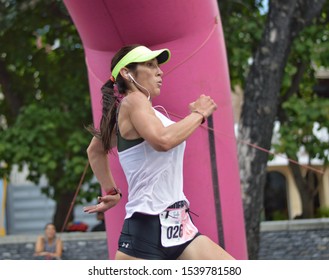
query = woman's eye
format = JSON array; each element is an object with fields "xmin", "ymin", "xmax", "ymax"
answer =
[{"xmin": 145, "ymin": 62, "xmax": 158, "ymax": 68}]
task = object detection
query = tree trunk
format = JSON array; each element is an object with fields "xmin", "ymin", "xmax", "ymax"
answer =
[
  {"xmin": 0, "ymin": 60, "xmax": 23, "ymax": 118},
  {"xmin": 53, "ymin": 191, "xmax": 75, "ymax": 232},
  {"xmin": 289, "ymin": 161, "xmax": 317, "ymax": 218},
  {"xmin": 237, "ymin": 0, "xmax": 325, "ymax": 259}
]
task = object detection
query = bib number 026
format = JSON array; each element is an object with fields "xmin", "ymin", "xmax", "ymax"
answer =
[{"xmin": 167, "ymin": 224, "xmax": 183, "ymax": 239}]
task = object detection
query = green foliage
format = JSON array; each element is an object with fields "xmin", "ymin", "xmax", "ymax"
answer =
[
  {"xmin": 274, "ymin": 95, "xmax": 329, "ymax": 163},
  {"xmin": 0, "ymin": 0, "xmax": 97, "ymax": 205},
  {"xmin": 271, "ymin": 210, "xmax": 289, "ymax": 221},
  {"xmin": 218, "ymin": 0, "xmax": 266, "ymax": 87},
  {"xmin": 315, "ymin": 207, "xmax": 329, "ymax": 218}
]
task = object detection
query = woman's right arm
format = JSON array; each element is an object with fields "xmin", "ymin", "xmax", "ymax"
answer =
[
  {"xmin": 84, "ymin": 136, "xmax": 121, "ymax": 213},
  {"xmin": 34, "ymin": 236, "xmax": 44, "ymax": 255},
  {"xmin": 127, "ymin": 93, "xmax": 217, "ymax": 151}
]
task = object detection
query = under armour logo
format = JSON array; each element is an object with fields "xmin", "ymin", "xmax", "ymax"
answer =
[{"xmin": 121, "ymin": 242, "xmax": 130, "ymax": 248}]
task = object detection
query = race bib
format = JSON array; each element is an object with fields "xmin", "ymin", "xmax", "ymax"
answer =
[{"xmin": 159, "ymin": 207, "xmax": 198, "ymax": 247}]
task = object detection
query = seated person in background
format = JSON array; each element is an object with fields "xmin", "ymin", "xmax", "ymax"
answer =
[
  {"xmin": 33, "ymin": 223, "xmax": 63, "ymax": 260},
  {"xmin": 91, "ymin": 212, "xmax": 106, "ymax": 232}
]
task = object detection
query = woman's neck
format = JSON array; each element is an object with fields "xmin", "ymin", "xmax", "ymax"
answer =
[{"xmin": 46, "ymin": 236, "xmax": 55, "ymax": 242}]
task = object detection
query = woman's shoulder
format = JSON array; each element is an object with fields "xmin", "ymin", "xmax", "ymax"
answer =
[
  {"xmin": 36, "ymin": 235, "xmax": 45, "ymax": 242},
  {"xmin": 121, "ymin": 92, "xmax": 154, "ymax": 117},
  {"xmin": 123, "ymin": 91, "xmax": 151, "ymax": 106},
  {"xmin": 56, "ymin": 237, "xmax": 63, "ymax": 245}
]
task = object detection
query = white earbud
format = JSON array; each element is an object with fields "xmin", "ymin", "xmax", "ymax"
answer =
[
  {"xmin": 126, "ymin": 72, "xmax": 150, "ymax": 101},
  {"xmin": 127, "ymin": 72, "xmax": 134, "ymax": 82}
]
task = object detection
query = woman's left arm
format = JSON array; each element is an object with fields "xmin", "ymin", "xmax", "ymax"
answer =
[
  {"xmin": 54, "ymin": 238, "xmax": 63, "ymax": 259},
  {"xmin": 83, "ymin": 136, "xmax": 121, "ymax": 214}
]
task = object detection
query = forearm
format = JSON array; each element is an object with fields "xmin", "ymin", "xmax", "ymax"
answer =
[{"xmin": 155, "ymin": 112, "xmax": 204, "ymax": 151}]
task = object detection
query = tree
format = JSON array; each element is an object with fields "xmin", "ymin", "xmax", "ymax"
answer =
[
  {"xmin": 275, "ymin": 97, "xmax": 329, "ymax": 218},
  {"xmin": 274, "ymin": 4, "xmax": 329, "ymax": 219},
  {"xmin": 235, "ymin": 0, "xmax": 327, "ymax": 259},
  {"xmin": 0, "ymin": 0, "xmax": 98, "ymax": 231}
]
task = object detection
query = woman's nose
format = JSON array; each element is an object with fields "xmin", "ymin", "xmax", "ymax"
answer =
[{"xmin": 157, "ymin": 66, "xmax": 163, "ymax": 76}]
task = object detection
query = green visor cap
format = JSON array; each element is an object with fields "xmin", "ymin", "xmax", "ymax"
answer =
[{"xmin": 111, "ymin": 46, "xmax": 171, "ymax": 80}]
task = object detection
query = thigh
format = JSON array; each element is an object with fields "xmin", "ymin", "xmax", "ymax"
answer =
[
  {"xmin": 115, "ymin": 250, "xmax": 144, "ymax": 260},
  {"xmin": 177, "ymin": 235, "xmax": 235, "ymax": 260}
]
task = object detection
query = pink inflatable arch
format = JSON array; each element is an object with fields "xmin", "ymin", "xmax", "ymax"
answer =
[{"xmin": 63, "ymin": 0, "xmax": 248, "ymax": 259}]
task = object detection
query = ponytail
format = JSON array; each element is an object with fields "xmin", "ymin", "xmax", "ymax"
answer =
[
  {"xmin": 86, "ymin": 79, "xmax": 118, "ymax": 153},
  {"xmin": 99, "ymin": 80, "xmax": 118, "ymax": 152}
]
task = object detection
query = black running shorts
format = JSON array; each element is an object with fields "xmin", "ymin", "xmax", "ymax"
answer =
[{"xmin": 117, "ymin": 205, "xmax": 200, "ymax": 260}]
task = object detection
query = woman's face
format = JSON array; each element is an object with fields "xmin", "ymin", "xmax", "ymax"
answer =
[
  {"xmin": 133, "ymin": 59, "xmax": 164, "ymax": 98},
  {"xmin": 45, "ymin": 224, "xmax": 56, "ymax": 238}
]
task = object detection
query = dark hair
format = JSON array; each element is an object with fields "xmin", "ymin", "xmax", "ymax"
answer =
[
  {"xmin": 87, "ymin": 44, "xmax": 141, "ymax": 153},
  {"xmin": 44, "ymin": 223, "xmax": 55, "ymax": 230}
]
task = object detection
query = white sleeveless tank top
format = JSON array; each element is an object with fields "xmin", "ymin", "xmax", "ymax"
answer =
[{"xmin": 118, "ymin": 108, "xmax": 188, "ymax": 219}]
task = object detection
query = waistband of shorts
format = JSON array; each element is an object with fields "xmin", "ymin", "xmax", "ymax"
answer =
[{"xmin": 168, "ymin": 200, "xmax": 188, "ymax": 209}]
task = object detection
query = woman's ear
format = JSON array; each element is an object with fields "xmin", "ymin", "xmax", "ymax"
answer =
[{"xmin": 119, "ymin": 68, "xmax": 130, "ymax": 81}]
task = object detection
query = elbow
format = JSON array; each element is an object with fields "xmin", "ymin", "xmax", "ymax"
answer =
[
  {"xmin": 87, "ymin": 137, "xmax": 104, "ymax": 158},
  {"xmin": 153, "ymin": 145, "xmax": 171, "ymax": 152},
  {"xmin": 155, "ymin": 144, "xmax": 172, "ymax": 152},
  {"xmin": 86, "ymin": 142, "xmax": 94, "ymax": 159},
  {"xmin": 151, "ymin": 136, "xmax": 174, "ymax": 152},
  {"xmin": 86, "ymin": 142, "xmax": 93, "ymax": 153}
]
